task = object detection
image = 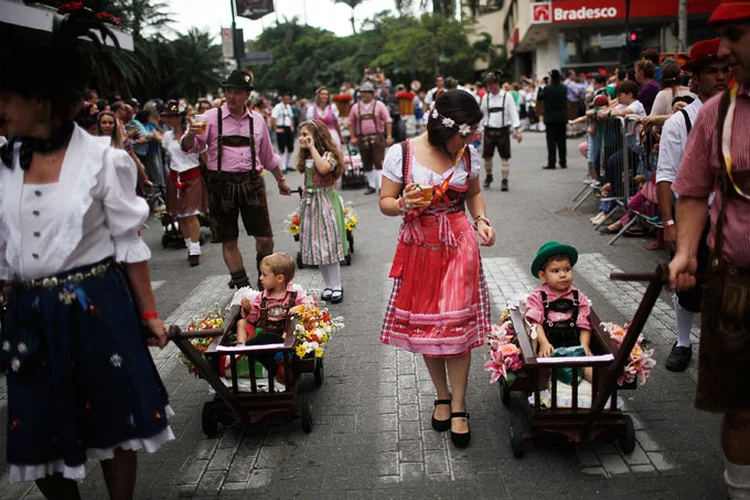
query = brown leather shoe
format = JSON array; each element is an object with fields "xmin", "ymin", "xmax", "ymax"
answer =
[{"xmin": 188, "ymin": 254, "xmax": 200, "ymax": 267}]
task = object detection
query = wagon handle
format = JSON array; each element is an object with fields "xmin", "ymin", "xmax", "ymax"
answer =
[
  {"xmin": 167, "ymin": 325, "xmax": 223, "ymax": 340},
  {"xmin": 583, "ymin": 263, "xmax": 666, "ymax": 441},
  {"xmin": 295, "ymin": 186, "xmax": 303, "ymax": 198},
  {"xmin": 609, "ymin": 263, "xmax": 669, "ymax": 283},
  {"xmin": 166, "ymin": 324, "xmax": 250, "ymax": 425}
]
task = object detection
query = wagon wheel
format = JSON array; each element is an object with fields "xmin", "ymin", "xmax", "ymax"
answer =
[
  {"xmin": 300, "ymin": 400, "xmax": 313, "ymax": 433},
  {"xmin": 618, "ymin": 415, "xmax": 636, "ymax": 454},
  {"xmin": 347, "ymin": 230, "xmax": 354, "ymax": 253},
  {"xmin": 296, "ymin": 252, "xmax": 306, "ymax": 270},
  {"xmin": 314, "ymin": 357, "xmax": 324, "ymax": 388},
  {"xmin": 510, "ymin": 415, "xmax": 525, "ymax": 459},
  {"xmin": 201, "ymin": 402, "xmax": 219, "ymax": 438},
  {"xmin": 161, "ymin": 233, "xmax": 169, "ymax": 248},
  {"xmin": 499, "ymin": 379, "xmax": 511, "ymax": 408},
  {"xmin": 343, "ymin": 252, "xmax": 352, "ymax": 266}
]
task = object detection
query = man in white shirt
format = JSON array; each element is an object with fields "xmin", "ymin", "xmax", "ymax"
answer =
[
  {"xmin": 424, "ymin": 75, "xmax": 444, "ymax": 106},
  {"xmin": 655, "ymin": 37, "xmax": 728, "ymax": 372},
  {"xmin": 271, "ymin": 93, "xmax": 295, "ymax": 172},
  {"xmin": 479, "ymin": 71, "xmax": 522, "ymax": 191}
]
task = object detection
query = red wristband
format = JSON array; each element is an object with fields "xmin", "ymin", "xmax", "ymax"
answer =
[{"xmin": 140, "ymin": 310, "xmax": 158, "ymax": 320}]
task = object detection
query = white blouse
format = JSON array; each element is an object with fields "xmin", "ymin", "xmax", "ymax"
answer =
[
  {"xmin": 162, "ymin": 130, "xmax": 200, "ymax": 173},
  {"xmin": 0, "ymin": 125, "xmax": 151, "ymax": 280},
  {"xmin": 382, "ymin": 143, "xmax": 481, "ymax": 187}
]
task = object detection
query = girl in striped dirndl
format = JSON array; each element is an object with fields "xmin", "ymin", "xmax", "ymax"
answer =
[{"xmin": 297, "ymin": 120, "xmax": 348, "ymax": 303}]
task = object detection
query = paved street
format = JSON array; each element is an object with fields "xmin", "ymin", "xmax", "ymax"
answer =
[{"xmin": 0, "ymin": 132, "xmax": 724, "ymax": 499}]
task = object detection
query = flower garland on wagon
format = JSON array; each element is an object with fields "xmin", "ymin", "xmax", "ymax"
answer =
[
  {"xmin": 178, "ymin": 306, "xmax": 224, "ymax": 376},
  {"xmin": 285, "ymin": 211, "xmax": 301, "ymax": 236},
  {"xmin": 292, "ymin": 303, "xmax": 344, "ymax": 359},
  {"xmin": 484, "ymin": 310, "xmax": 525, "ymax": 385},
  {"xmin": 601, "ymin": 321, "xmax": 656, "ymax": 386},
  {"xmin": 343, "ymin": 203, "xmax": 358, "ymax": 232}
]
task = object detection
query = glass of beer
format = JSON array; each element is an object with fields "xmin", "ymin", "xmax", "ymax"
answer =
[
  {"xmin": 193, "ymin": 114, "xmax": 207, "ymax": 134},
  {"xmin": 414, "ymin": 184, "xmax": 434, "ymax": 206}
]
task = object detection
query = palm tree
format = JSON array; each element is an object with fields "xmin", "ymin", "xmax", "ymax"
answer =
[
  {"xmin": 164, "ymin": 28, "xmax": 227, "ymax": 101},
  {"xmin": 333, "ymin": 0, "xmax": 367, "ymax": 34},
  {"xmin": 118, "ymin": 0, "xmax": 175, "ymax": 39}
]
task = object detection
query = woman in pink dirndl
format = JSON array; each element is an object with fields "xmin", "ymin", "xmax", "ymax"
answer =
[
  {"xmin": 379, "ymin": 90, "xmax": 496, "ymax": 448},
  {"xmin": 306, "ymin": 87, "xmax": 343, "ymax": 150}
]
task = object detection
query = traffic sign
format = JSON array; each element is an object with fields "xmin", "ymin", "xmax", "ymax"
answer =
[{"xmin": 243, "ymin": 51, "xmax": 274, "ymax": 66}]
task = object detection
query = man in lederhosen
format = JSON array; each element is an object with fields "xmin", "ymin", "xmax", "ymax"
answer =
[
  {"xmin": 182, "ymin": 70, "xmax": 291, "ymax": 289},
  {"xmin": 479, "ymin": 71, "xmax": 522, "ymax": 191},
  {"xmin": 349, "ymin": 82, "xmax": 393, "ymax": 195},
  {"xmin": 668, "ymin": 1, "xmax": 750, "ymax": 495}
]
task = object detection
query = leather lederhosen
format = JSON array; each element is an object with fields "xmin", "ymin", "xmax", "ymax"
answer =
[
  {"xmin": 357, "ymin": 101, "xmax": 381, "ymax": 144},
  {"xmin": 258, "ymin": 291, "xmax": 298, "ymax": 337},
  {"xmin": 695, "ymin": 88, "xmax": 750, "ymax": 413},
  {"xmin": 204, "ymin": 111, "xmax": 263, "ymax": 211},
  {"xmin": 540, "ymin": 290, "xmax": 580, "ymax": 348}
]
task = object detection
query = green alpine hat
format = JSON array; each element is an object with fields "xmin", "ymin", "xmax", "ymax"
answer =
[
  {"xmin": 531, "ymin": 241, "xmax": 578, "ymax": 278},
  {"xmin": 221, "ymin": 69, "xmax": 255, "ymax": 90}
]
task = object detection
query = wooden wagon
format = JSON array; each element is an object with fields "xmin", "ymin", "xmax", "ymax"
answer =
[
  {"xmin": 168, "ymin": 304, "xmax": 324, "ymax": 437},
  {"xmin": 499, "ymin": 265, "xmax": 667, "ymax": 458}
]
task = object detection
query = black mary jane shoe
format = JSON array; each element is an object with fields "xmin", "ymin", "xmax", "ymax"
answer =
[
  {"xmin": 431, "ymin": 399, "xmax": 452, "ymax": 432},
  {"xmin": 450, "ymin": 412, "xmax": 471, "ymax": 448},
  {"xmin": 321, "ymin": 288, "xmax": 333, "ymax": 301},
  {"xmin": 330, "ymin": 289, "xmax": 344, "ymax": 304}
]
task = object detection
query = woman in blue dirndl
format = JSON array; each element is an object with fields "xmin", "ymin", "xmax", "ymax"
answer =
[{"xmin": 0, "ymin": 14, "xmax": 173, "ymax": 498}]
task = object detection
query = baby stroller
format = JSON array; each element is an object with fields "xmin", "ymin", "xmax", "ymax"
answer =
[
  {"xmin": 292, "ymin": 187, "xmax": 354, "ymax": 269},
  {"xmin": 340, "ymin": 140, "xmax": 367, "ymax": 190}
]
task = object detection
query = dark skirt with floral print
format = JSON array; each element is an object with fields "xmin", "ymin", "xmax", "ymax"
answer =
[{"xmin": 0, "ymin": 261, "xmax": 171, "ymax": 479}]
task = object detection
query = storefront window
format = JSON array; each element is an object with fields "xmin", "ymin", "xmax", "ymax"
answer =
[{"xmin": 559, "ymin": 27, "xmax": 659, "ymax": 69}]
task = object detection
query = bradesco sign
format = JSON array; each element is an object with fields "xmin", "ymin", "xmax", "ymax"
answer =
[
  {"xmin": 555, "ymin": 5, "xmax": 617, "ymax": 21},
  {"xmin": 530, "ymin": 0, "xmax": 717, "ymax": 24},
  {"xmin": 531, "ymin": 0, "xmax": 619, "ymax": 24}
]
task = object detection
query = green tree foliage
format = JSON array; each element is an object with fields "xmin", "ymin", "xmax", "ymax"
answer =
[{"xmin": 249, "ymin": 12, "xmax": 487, "ymax": 96}]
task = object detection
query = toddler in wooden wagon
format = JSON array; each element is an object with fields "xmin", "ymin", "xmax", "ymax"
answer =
[
  {"xmin": 525, "ymin": 241, "xmax": 595, "ymax": 383},
  {"xmin": 235, "ymin": 253, "xmax": 315, "ymax": 374}
]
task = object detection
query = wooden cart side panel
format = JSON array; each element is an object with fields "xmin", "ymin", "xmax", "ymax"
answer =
[{"xmin": 510, "ymin": 309, "xmax": 537, "ymax": 366}]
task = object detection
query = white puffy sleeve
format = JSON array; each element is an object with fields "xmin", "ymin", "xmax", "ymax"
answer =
[
  {"xmin": 468, "ymin": 145, "xmax": 481, "ymax": 179},
  {"xmin": 101, "ymin": 148, "xmax": 151, "ymax": 263},
  {"xmin": 381, "ymin": 143, "xmax": 404, "ymax": 184}
]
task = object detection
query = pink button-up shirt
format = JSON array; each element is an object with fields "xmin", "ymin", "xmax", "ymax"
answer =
[
  {"xmin": 674, "ymin": 85, "xmax": 750, "ymax": 268},
  {"xmin": 348, "ymin": 100, "xmax": 391, "ymax": 136},
  {"xmin": 524, "ymin": 284, "xmax": 591, "ymax": 331},
  {"xmin": 183, "ymin": 104, "xmax": 280, "ymax": 173}
]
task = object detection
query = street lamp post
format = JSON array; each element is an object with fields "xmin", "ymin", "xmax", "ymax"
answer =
[{"xmin": 230, "ymin": 0, "xmax": 241, "ymax": 69}]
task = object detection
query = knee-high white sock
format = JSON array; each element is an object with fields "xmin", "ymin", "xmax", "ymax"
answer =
[
  {"xmin": 501, "ymin": 160, "xmax": 510, "ymax": 180},
  {"xmin": 673, "ymin": 294, "xmax": 694, "ymax": 347},
  {"xmin": 188, "ymin": 241, "xmax": 201, "ymax": 255},
  {"xmin": 365, "ymin": 171, "xmax": 376, "ymax": 189},
  {"xmin": 376, "ymin": 170, "xmax": 383, "ymax": 190},
  {"xmin": 283, "ymin": 151, "xmax": 291, "ymax": 170},
  {"xmin": 319, "ymin": 263, "xmax": 341, "ymax": 290},
  {"xmin": 483, "ymin": 158, "xmax": 493, "ymax": 174},
  {"xmin": 726, "ymin": 460, "xmax": 750, "ymax": 499}
]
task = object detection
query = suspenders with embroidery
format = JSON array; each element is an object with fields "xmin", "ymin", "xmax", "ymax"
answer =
[
  {"xmin": 540, "ymin": 290, "xmax": 580, "ymax": 347},
  {"xmin": 486, "ymin": 93, "xmax": 507, "ymax": 128},
  {"xmin": 258, "ymin": 291, "xmax": 298, "ymax": 335},
  {"xmin": 216, "ymin": 110, "xmax": 257, "ymax": 172},
  {"xmin": 357, "ymin": 101, "xmax": 379, "ymax": 136}
]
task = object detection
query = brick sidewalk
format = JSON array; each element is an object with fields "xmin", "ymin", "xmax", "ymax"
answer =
[{"xmin": 0, "ymin": 133, "xmax": 726, "ymax": 499}]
